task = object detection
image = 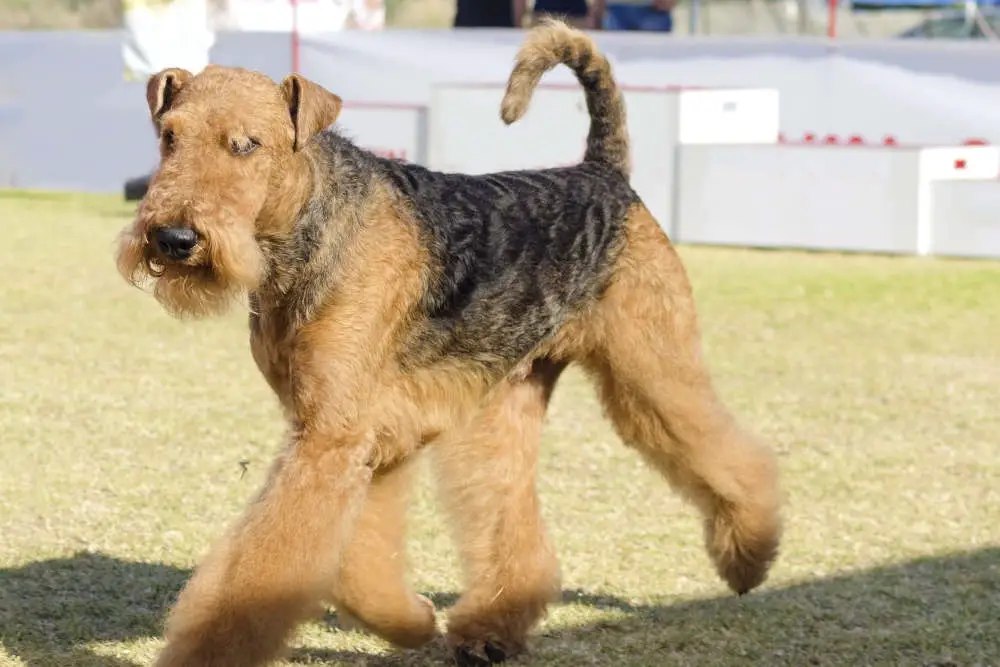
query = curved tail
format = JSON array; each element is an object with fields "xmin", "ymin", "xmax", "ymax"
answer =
[{"xmin": 501, "ymin": 18, "xmax": 630, "ymax": 177}]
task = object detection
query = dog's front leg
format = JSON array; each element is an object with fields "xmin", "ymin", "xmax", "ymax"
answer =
[{"xmin": 153, "ymin": 424, "xmax": 375, "ymax": 667}]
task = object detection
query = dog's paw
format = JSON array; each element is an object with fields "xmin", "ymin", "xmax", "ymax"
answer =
[
  {"xmin": 415, "ymin": 593, "xmax": 436, "ymax": 615},
  {"xmin": 453, "ymin": 640, "xmax": 509, "ymax": 666},
  {"xmin": 333, "ymin": 607, "xmax": 364, "ymax": 632},
  {"xmin": 705, "ymin": 505, "xmax": 782, "ymax": 595}
]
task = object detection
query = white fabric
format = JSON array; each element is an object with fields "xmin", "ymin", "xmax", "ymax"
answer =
[
  {"xmin": 351, "ymin": 0, "xmax": 386, "ymax": 30},
  {"xmin": 122, "ymin": 0, "xmax": 214, "ymax": 80},
  {"xmin": 219, "ymin": 0, "xmax": 384, "ymax": 33}
]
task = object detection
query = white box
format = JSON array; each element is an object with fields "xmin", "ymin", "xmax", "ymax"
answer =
[{"xmin": 916, "ymin": 145, "xmax": 1000, "ymax": 256}]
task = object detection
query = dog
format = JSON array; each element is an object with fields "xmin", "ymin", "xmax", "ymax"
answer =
[{"xmin": 114, "ymin": 18, "xmax": 783, "ymax": 667}]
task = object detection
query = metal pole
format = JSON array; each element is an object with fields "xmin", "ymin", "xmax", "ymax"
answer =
[
  {"xmin": 689, "ymin": 0, "xmax": 700, "ymax": 34},
  {"xmin": 291, "ymin": 0, "xmax": 301, "ymax": 74}
]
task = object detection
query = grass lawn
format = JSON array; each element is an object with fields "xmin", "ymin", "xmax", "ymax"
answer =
[{"xmin": 1, "ymin": 191, "xmax": 998, "ymax": 667}]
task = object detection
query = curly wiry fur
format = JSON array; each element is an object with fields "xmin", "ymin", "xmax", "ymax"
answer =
[
  {"xmin": 502, "ymin": 16, "xmax": 631, "ymax": 176},
  {"xmin": 113, "ymin": 19, "xmax": 783, "ymax": 667}
]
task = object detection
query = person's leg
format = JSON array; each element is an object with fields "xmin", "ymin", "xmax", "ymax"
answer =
[
  {"xmin": 602, "ymin": 4, "xmax": 631, "ymax": 30},
  {"xmin": 638, "ymin": 5, "xmax": 674, "ymax": 31},
  {"xmin": 610, "ymin": 4, "xmax": 657, "ymax": 30}
]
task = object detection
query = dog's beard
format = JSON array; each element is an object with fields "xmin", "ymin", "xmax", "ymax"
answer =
[
  {"xmin": 151, "ymin": 264, "xmax": 246, "ymax": 318},
  {"xmin": 114, "ymin": 222, "xmax": 265, "ymax": 319}
]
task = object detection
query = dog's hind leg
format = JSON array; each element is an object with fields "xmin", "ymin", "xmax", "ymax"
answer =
[
  {"xmin": 583, "ymin": 204, "xmax": 784, "ymax": 596},
  {"xmin": 330, "ymin": 458, "xmax": 439, "ymax": 649},
  {"xmin": 433, "ymin": 359, "xmax": 566, "ymax": 666}
]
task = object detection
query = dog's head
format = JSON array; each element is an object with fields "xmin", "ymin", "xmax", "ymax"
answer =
[{"xmin": 114, "ymin": 65, "xmax": 343, "ymax": 318}]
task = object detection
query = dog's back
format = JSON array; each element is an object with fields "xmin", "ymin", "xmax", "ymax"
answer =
[
  {"xmin": 378, "ymin": 157, "xmax": 638, "ymax": 372},
  {"xmin": 372, "ymin": 20, "xmax": 640, "ymax": 374}
]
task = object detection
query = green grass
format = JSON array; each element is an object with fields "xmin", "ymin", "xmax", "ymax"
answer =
[{"xmin": 1, "ymin": 190, "xmax": 998, "ymax": 667}]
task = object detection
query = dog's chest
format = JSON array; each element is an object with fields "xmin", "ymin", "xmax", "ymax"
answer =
[{"xmin": 248, "ymin": 308, "xmax": 296, "ymax": 409}]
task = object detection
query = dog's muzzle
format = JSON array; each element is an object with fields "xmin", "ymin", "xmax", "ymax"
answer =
[{"xmin": 154, "ymin": 227, "xmax": 200, "ymax": 261}]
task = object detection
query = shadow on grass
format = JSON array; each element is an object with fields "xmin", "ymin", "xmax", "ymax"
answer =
[
  {"xmin": 1, "ymin": 549, "xmax": 997, "ymax": 666},
  {"xmin": 0, "ymin": 551, "xmax": 188, "ymax": 667}
]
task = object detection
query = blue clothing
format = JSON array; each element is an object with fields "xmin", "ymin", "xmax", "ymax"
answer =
[
  {"xmin": 604, "ymin": 3, "xmax": 674, "ymax": 31},
  {"xmin": 533, "ymin": 0, "xmax": 589, "ymax": 16}
]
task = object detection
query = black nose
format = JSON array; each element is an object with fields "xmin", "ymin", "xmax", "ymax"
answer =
[{"xmin": 154, "ymin": 227, "xmax": 199, "ymax": 260}]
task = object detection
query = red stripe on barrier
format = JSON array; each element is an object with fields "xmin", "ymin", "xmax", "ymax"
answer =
[
  {"xmin": 341, "ymin": 101, "xmax": 427, "ymax": 111},
  {"xmin": 789, "ymin": 132, "xmax": 906, "ymax": 148},
  {"xmin": 750, "ymin": 131, "xmax": 990, "ymax": 147},
  {"xmin": 442, "ymin": 82, "xmax": 703, "ymax": 93}
]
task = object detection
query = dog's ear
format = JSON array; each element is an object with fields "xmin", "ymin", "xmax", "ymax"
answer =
[
  {"xmin": 146, "ymin": 68, "xmax": 193, "ymax": 131},
  {"xmin": 280, "ymin": 73, "xmax": 343, "ymax": 151}
]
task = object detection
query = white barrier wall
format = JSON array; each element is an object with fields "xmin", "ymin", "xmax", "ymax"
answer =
[
  {"xmin": 427, "ymin": 84, "xmax": 779, "ymax": 235},
  {"xmin": 930, "ymin": 180, "xmax": 1000, "ymax": 259},
  {"xmin": 6, "ymin": 30, "xmax": 1000, "ymax": 195},
  {"xmin": 674, "ymin": 144, "xmax": 1000, "ymax": 256},
  {"xmin": 336, "ymin": 103, "xmax": 427, "ymax": 164},
  {"xmin": 286, "ymin": 29, "xmax": 1000, "ymax": 148},
  {"xmin": 4, "ymin": 23, "xmax": 1000, "ymax": 261}
]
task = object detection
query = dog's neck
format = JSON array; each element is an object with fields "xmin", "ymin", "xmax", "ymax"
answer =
[
  {"xmin": 252, "ymin": 131, "xmax": 378, "ymax": 323},
  {"xmin": 257, "ymin": 152, "xmax": 312, "ymax": 236}
]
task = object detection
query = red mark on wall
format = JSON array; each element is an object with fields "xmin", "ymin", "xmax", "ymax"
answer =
[
  {"xmin": 786, "ymin": 132, "xmax": 992, "ymax": 148},
  {"xmin": 368, "ymin": 148, "xmax": 408, "ymax": 160}
]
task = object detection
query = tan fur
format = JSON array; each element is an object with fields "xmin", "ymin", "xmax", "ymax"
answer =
[
  {"xmin": 331, "ymin": 459, "xmax": 437, "ymax": 649},
  {"xmin": 433, "ymin": 359, "xmax": 566, "ymax": 659},
  {"xmin": 582, "ymin": 205, "xmax": 784, "ymax": 593},
  {"xmin": 114, "ymin": 20, "xmax": 782, "ymax": 667}
]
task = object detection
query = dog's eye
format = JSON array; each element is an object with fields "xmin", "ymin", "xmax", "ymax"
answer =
[
  {"xmin": 162, "ymin": 129, "xmax": 175, "ymax": 151},
  {"xmin": 230, "ymin": 137, "xmax": 261, "ymax": 157}
]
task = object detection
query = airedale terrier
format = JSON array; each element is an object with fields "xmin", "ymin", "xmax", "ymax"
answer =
[{"xmin": 115, "ymin": 19, "xmax": 783, "ymax": 667}]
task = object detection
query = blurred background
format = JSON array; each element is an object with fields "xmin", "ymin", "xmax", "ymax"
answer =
[{"xmin": 1, "ymin": 0, "xmax": 998, "ymax": 38}]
